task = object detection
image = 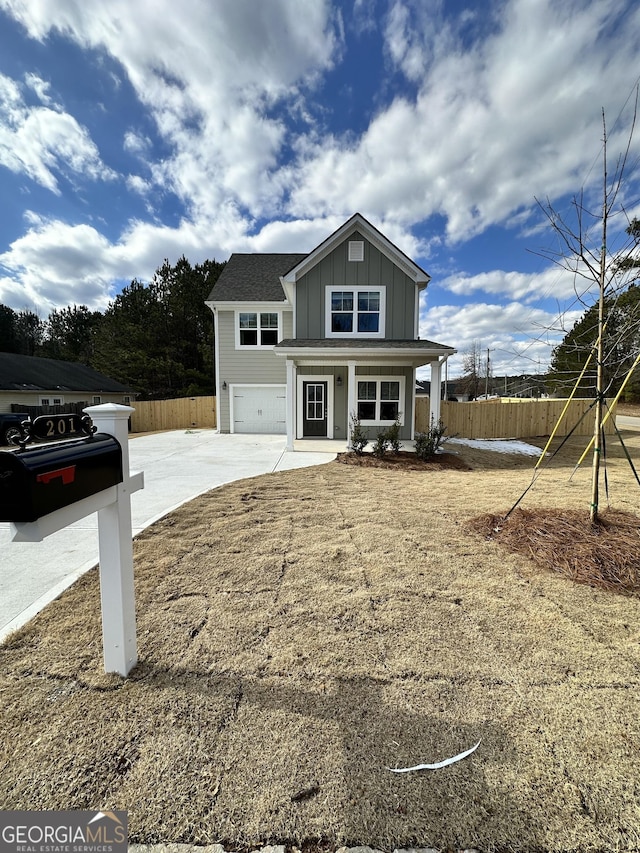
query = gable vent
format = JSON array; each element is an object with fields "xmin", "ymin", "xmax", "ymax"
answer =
[{"xmin": 348, "ymin": 240, "xmax": 364, "ymax": 262}]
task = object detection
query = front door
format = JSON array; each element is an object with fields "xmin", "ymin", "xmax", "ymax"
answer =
[{"xmin": 303, "ymin": 381, "xmax": 327, "ymax": 437}]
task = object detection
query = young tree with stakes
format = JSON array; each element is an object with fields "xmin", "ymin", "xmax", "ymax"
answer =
[{"xmin": 537, "ymin": 97, "xmax": 640, "ymax": 522}]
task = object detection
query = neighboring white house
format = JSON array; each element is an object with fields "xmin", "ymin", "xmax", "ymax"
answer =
[
  {"xmin": 206, "ymin": 213, "xmax": 456, "ymax": 449},
  {"xmin": 0, "ymin": 352, "xmax": 135, "ymax": 414}
]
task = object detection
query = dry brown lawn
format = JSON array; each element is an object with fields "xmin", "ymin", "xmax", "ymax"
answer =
[{"xmin": 2, "ymin": 433, "xmax": 640, "ymax": 852}]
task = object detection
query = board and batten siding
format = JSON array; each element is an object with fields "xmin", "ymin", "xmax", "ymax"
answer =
[
  {"xmin": 216, "ymin": 308, "xmax": 291, "ymax": 432},
  {"xmin": 295, "ymin": 231, "xmax": 417, "ymax": 340}
]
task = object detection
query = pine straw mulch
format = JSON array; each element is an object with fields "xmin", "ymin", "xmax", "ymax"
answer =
[
  {"xmin": 2, "ymin": 434, "xmax": 640, "ymax": 853},
  {"xmin": 469, "ymin": 507, "xmax": 640, "ymax": 596},
  {"xmin": 336, "ymin": 450, "xmax": 472, "ymax": 471}
]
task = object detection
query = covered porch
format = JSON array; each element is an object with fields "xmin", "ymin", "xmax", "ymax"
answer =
[{"xmin": 274, "ymin": 339, "xmax": 455, "ymax": 451}]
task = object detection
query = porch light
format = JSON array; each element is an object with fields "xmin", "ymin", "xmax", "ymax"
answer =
[
  {"xmin": 222, "ymin": 381, "xmax": 227, "ymax": 390},
  {"xmin": 336, "ymin": 375, "xmax": 343, "ymax": 387}
]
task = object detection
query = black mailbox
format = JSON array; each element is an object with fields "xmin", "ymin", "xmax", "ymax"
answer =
[{"xmin": 0, "ymin": 433, "xmax": 123, "ymax": 523}]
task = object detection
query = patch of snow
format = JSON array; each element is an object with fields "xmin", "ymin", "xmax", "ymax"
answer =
[{"xmin": 447, "ymin": 437, "xmax": 543, "ymax": 456}]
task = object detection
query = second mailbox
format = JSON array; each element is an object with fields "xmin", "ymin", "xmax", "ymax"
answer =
[{"xmin": 0, "ymin": 433, "xmax": 123, "ymax": 523}]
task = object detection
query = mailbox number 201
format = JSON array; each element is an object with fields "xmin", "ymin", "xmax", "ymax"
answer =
[
  {"xmin": 28, "ymin": 412, "xmax": 90, "ymax": 443},
  {"xmin": 45, "ymin": 417, "xmax": 78, "ymax": 438}
]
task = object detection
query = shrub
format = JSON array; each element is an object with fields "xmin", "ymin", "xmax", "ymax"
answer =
[
  {"xmin": 372, "ymin": 430, "xmax": 389, "ymax": 457},
  {"xmin": 414, "ymin": 417, "xmax": 448, "ymax": 461},
  {"xmin": 386, "ymin": 417, "xmax": 402, "ymax": 453},
  {"xmin": 349, "ymin": 413, "xmax": 368, "ymax": 455}
]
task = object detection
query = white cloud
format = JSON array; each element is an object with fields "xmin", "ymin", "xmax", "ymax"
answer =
[
  {"xmin": 0, "ymin": 71, "xmax": 115, "ymax": 193},
  {"xmin": 23, "ymin": 72, "xmax": 55, "ymax": 106},
  {"xmin": 420, "ymin": 299, "xmax": 583, "ymax": 377},
  {"xmin": 0, "ymin": 0, "xmax": 637, "ymax": 371},
  {"xmin": 125, "ymin": 174, "xmax": 152, "ymax": 197},
  {"xmin": 0, "ymin": 219, "xmax": 118, "ymax": 310},
  {"xmin": 290, "ymin": 0, "xmax": 640, "ymax": 241},
  {"xmin": 4, "ymin": 0, "xmax": 636, "ymax": 237},
  {"xmin": 442, "ymin": 266, "xmax": 588, "ymax": 303},
  {"xmin": 0, "ymin": 205, "xmax": 252, "ymax": 312},
  {"xmin": 123, "ymin": 131, "xmax": 151, "ymax": 157},
  {"xmin": 1, "ymin": 0, "xmax": 342, "ymax": 219},
  {"xmin": 352, "ymin": 0, "xmax": 378, "ymax": 35}
]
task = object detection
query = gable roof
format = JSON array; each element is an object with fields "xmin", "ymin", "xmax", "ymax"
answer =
[
  {"xmin": 0, "ymin": 353, "xmax": 133, "ymax": 393},
  {"xmin": 207, "ymin": 253, "xmax": 307, "ymax": 302},
  {"xmin": 281, "ymin": 212, "xmax": 430, "ymax": 287}
]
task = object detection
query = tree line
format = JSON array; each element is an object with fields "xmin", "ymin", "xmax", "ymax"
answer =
[
  {"xmin": 0, "ymin": 256, "xmax": 225, "ymax": 400},
  {"xmin": 548, "ymin": 282, "xmax": 640, "ymax": 401},
  {"xmin": 547, "ymin": 217, "xmax": 640, "ymax": 403}
]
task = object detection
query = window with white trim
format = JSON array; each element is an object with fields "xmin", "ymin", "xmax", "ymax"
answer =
[
  {"xmin": 326, "ymin": 286, "xmax": 385, "ymax": 338},
  {"xmin": 92, "ymin": 395, "xmax": 102, "ymax": 405},
  {"xmin": 40, "ymin": 396, "xmax": 63, "ymax": 406},
  {"xmin": 357, "ymin": 377, "xmax": 404, "ymax": 425},
  {"xmin": 237, "ymin": 311, "xmax": 280, "ymax": 347}
]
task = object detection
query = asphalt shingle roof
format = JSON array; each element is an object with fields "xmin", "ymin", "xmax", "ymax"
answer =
[
  {"xmin": 0, "ymin": 353, "xmax": 133, "ymax": 393},
  {"xmin": 275, "ymin": 338, "xmax": 455, "ymax": 350},
  {"xmin": 207, "ymin": 253, "xmax": 307, "ymax": 302}
]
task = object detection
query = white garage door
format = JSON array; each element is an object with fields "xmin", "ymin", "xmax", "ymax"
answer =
[{"xmin": 232, "ymin": 385, "xmax": 286, "ymax": 434}]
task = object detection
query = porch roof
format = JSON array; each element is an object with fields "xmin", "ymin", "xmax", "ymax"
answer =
[{"xmin": 274, "ymin": 338, "xmax": 456, "ymax": 363}]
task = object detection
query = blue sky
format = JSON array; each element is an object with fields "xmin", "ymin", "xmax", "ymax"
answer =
[{"xmin": 0, "ymin": 0, "xmax": 639, "ymax": 378}]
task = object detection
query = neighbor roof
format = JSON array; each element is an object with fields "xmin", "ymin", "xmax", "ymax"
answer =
[
  {"xmin": 207, "ymin": 253, "xmax": 307, "ymax": 302},
  {"xmin": 0, "ymin": 353, "xmax": 133, "ymax": 393}
]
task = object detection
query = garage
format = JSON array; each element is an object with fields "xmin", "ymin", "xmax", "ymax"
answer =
[{"xmin": 231, "ymin": 385, "xmax": 286, "ymax": 434}]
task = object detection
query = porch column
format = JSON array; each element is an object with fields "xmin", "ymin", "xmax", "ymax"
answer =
[
  {"xmin": 347, "ymin": 360, "xmax": 357, "ymax": 450},
  {"xmin": 430, "ymin": 359, "xmax": 442, "ymax": 425},
  {"xmin": 286, "ymin": 359, "xmax": 296, "ymax": 451}
]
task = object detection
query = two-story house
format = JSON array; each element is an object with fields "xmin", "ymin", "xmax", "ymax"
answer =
[{"xmin": 206, "ymin": 213, "xmax": 455, "ymax": 450}]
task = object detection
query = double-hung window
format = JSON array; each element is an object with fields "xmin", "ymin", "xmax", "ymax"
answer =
[
  {"xmin": 237, "ymin": 312, "xmax": 279, "ymax": 347},
  {"xmin": 326, "ymin": 286, "xmax": 385, "ymax": 338},
  {"xmin": 357, "ymin": 377, "xmax": 404, "ymax": 425}
]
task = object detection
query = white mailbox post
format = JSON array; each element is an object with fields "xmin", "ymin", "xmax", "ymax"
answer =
[{"xmin": 9, "ymin": 404, "xmax": 144, "ymax": 677}]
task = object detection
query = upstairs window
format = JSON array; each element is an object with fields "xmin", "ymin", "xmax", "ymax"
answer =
[
  {"xmin": 326, "ymin": 286, "xmax": 385, "ymax": 338},
  {"xmin": 356, "ymin": 291, "xmax": 380, "ymax": 333},
  {"xmin": 237, "ymin": 312, "xmax": 279, "ymax": 347},
  {"xmin": 330, "ymin": 291, "xmax": 354, "ymax": 333}
]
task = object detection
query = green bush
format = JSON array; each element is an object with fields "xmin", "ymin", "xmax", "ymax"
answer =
[
  {"xmin": 386, "ymin": 417, "xmax": 402, "ymax": 453},
  {"xmin": 372, "ymin": 430, "xmax": 389, "ymax": 457},
  {"xmin": 349, "ymin": 413, "xmax": 368, "ymax": 455},
  {"xmin": 414, "ymin": 417, "xmax": 448, "ymax": 461}
]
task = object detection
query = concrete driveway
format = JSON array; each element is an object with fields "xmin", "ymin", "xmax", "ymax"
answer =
[
  {"xmin": 0, "ymin": 431, "xmax": 336, "ymax": 641},
  {"xmin": 617, "ymin": 414, "xmax": 640, "ymax": 430}
]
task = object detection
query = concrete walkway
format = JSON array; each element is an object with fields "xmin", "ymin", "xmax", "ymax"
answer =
[{"xmin": 0, "ymin": 430, "xmax": 336, "ymax": 642}]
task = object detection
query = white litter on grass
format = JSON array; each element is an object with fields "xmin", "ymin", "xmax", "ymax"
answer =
[
  {"xmin": 448, "ymin": 437, "xmax": 543, "ymax": 456},
  {"xmin": 389, "ymin": 740, "xmax": 481, "ymax": 773}
]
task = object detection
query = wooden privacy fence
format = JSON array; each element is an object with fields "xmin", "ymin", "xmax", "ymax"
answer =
[
  {"xmin": 130, "ymin": 396, "xmax": 216, "ymax": 433},
  {"xmin": 415, "ymin": 397, "xmax": 616, "ymax": 440}
]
